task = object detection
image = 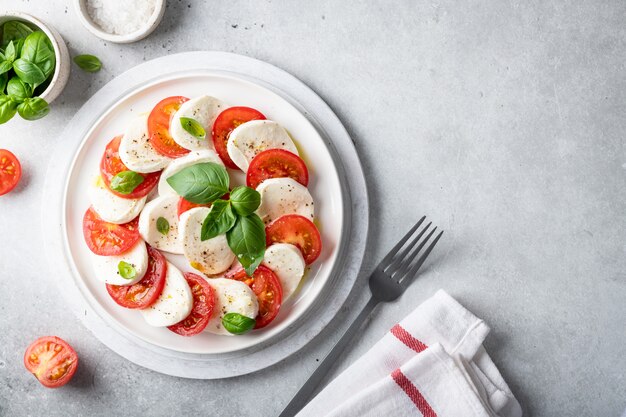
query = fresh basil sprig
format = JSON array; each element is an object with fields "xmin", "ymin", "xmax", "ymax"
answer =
[
  {"xmin": 110, "ymin": 170, "xmax": 144, "ymax": 195},
  {"xmin": 17, "ymin": 97, "xmax": 49, "ymax": 121},
  {"xmin": 222, "ymin": 312, "xmax": 256, "ymax": 335},
  {"xmin": 118, "ymin": 261, "xmax": 137, "ymax": 280},
  {"xmin": 156, "ymin": 217, "xmax": 170, "ymax": 235},
  {"xmin": 7, "ymin": 76, "xmax": 32, "ymax": 102},
  {"xmin": 180, "ymin": 117, "xmax": 206, "ymax": 139},
  {"xmin": 201, "ymin": 199, "xmax": 236, "ymax": 241},
  {"xmin": 73, "ymin": 54, "xmax": 102, "ymax": 73},
  {"xmin": 166, "ymin": 162, "xmax": 229, "ymax": 204},
  {"xmin": 229, "ymin": 186, "xmax": 261, "ymax": 216},
  {"xmin": 226, "ymin": 214, "xmax": 266, "ymax": 275}
]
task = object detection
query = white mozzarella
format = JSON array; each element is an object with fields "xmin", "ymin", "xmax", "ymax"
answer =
[
  {"xmin": 263, "ymin": 243, "xmax": 306, "ymax": 300},
  {"xmin": 179, "ymin": 207, "xmax": 235, "ymax": 275},
  {"xmin": 91, "ymin": 240, "xmax": 148, "ymax": 286},
  {"xmin": 118, "ymin": 114, "xmax": 171, "ymax": 173},
  {"xmin": 205, "ymin": 278, "xmax": 259, "ymax": 336},
  {"xmin": 140, "ymin": 262, "xmax": 193, "ymax": 327},
  {"xmin": 256, "ymin": 177, "xmax": 315, "ymax": 224},
  {"xmin": 157, "ymin": 150, "xmax": 224, "ymax": 196},
  {"xmin": 88, "ymin": 175, "xmax": 146, "ymax": 224},
  {"xmin": 227, "ymin": 120, "xmax": 298, "ymax": 172},
  {"xmin": 138, "ymin": 195, "xmax": 183, "ymax": 254},
  {"xmin": 170, "ymin": 95, "xmax": 225, "ymax": 151}
]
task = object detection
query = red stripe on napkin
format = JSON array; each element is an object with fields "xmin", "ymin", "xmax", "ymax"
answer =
[
  {"xmin": 390, "ymin": 324, "xmax": 428, "ymax": 353},
  {"xmin": 391, "ymin": 368, "xmax": 438, "ymax": 417}
]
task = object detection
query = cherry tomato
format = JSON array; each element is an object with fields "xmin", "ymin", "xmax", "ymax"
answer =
[
  {"xmin": 0, "ymin": 149, "xmax": 22, "ymax": 196},
  {"xmin": 265, "ymin": 214, "xmax": 322, "ymax": 264},
  {"xmin": 82, "ymin": 207, "xmax": 140, "ymax": 256},
  {"xmin": 100, "ymin": 136, "xmax": 160, "ymax": 199},
  {"xmin": 230, "ymin": 265, "xmax": 282, "ymax": 329},
  {"xmin": 24, "ymin": 336, "xmax": 78, "ymax": 388},
  {"xmin": 168, "ymin": 273, "xmax": 216, "ymax": 336},
  {"xmin": 106, "ymin": 246, "xmax": 167, "ymax": 309},
  {"xmin": 212, "ymin": 106, "xmax": 266, "ymax": 169},
  {"xmin": 148, "ymin": 96, "xmax": 190, "ymax": 158},
  {"xmin": 246, "ymin": 149, "xmax": 309, "ymax": 189}
]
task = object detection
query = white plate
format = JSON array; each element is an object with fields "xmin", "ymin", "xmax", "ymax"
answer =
[{"xmin": 44, "ymin": 52, "xmax": 368, "ymax": 377}]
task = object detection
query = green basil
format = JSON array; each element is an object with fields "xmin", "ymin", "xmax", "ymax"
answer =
[
  {"xmin": 7, "ymin": 76, "xmax": 31, "ymax": 101},
  {"xmin": 0, "ymin": 72, "xmax": 7, "ymax": 93},
  {"xmin": 13, "ymin": 59, "xmax": 46, "ymax": 86},
  {"xmin": 17, "ymin": 97, "xmax": 49, "ymax": 121},
  {"xmin": 0, "ymin": 58, "xmax": 12, "ymax": 76},
  {"xmin": 20, "ymin": 31, "xmax": 55, "ymax": 78},
  {"xmin": 226, "ymin": 214, "xmax": 266, "ymax": 275},
  {"xmin": 229, "ymin": 186, "xmax": 261, "ymax": 216},
  {"xmin": 180, "ymin": 117, "xmax": 206, "ymax": 139},
  {"xmin": 0, "ymin": 95, "xmax": 19, "ymax": 124},
  {"xmin": 73, "ymin": 54, "xmax": 102, "ymax": 73},
  {"xmin": 156, "ymin": 217, "xmax": 170, "ymax": 235},
  {"xmin": 4, "ymin": 41, "xmax": 16, "ymax": 62},
  {"xmin": 109, "ymin": 170, "xmax": 144, "ymax": 194},
  {"xmin": 2, "ymin": 21, "xmax": 33, "ymax": 48},
  {"xmin": 222, "ymin": 312, "xmax": 256, "ymax": 335},
  {"xmin": 166, "ymin": 162, "xmax": 229, "ymax": 204},
  {"xmin": 117, "ymin": 261, "xmax": 137, "ymax": 280},
  {"xmin": 201, "ymin": 199, "xmax": 236, "ymax": 241}
]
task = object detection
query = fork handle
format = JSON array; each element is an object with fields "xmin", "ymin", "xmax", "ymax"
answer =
[{"xmin": 278, "ymin": 296, "xmax": 379, "ymax": 417}]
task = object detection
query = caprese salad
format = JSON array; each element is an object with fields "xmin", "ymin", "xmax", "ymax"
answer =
[{"xmin": 82, "ymin": 95, "xmax": 322, "ymax": 337}]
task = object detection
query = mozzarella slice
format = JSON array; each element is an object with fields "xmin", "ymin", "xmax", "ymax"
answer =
[
  {"xmin": 256, "ymin": 177, "xmax": 315, "ymax": 224},
  {"xmin": 170, "ymin": 95, "xmax": 225, "ymax": 151},
  {"xmin": 88, "ymin": 175, "xmax": 146, "ymax": 224},
  {"xmin": 138, "ymin": 195, "xmax": 183, "ymax": 254},
  {"xmin": 227, "ymin": 120, "xmax": 298, "ymax": 172},
  {"xmin": 158, "ymin": 149, "xmax": 224, "ymax": 196},
  {"xmin": 179, "ymin": 207, "xmax": 235, "ymax": 275},
  {"xmin": 91, "ymin": 240, "xmax": 148, "ymax": 286},
  {"xmin": 118, "ymin": 114, "xmax": 171, "ymax": 173},
  {"xmin": 263, "ymin": 243, "xmax": 305, "ymax": 300},
  {"xmin": 140, "ymin": 261, "xmax": 193, "ymax": 327},
  {"xmin": 205, "ymin": 278, "xmax": 259, "ymax": 336}
]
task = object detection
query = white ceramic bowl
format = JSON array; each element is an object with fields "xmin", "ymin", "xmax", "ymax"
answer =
[
  {"xmin": 0, "ymin": 12, "xmax": 70, "ymax": 104},
  {"xmin": 74, "ymin": 0, "xmax": 166, "ymax": 44}
]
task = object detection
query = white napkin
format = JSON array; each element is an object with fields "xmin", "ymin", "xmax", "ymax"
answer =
[{"xmin": 297, "ymin": 290, "xmax": 522, "ymax": 417}]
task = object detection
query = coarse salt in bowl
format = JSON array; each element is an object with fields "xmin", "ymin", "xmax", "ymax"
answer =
[{"xmin": 74, "ymin": 0, "xmax": 166, "ymax": 43}]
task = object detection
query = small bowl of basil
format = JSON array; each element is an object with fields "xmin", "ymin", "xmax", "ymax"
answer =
[{"xmin": 0, "ymin": 11, "xmax": 70, "ymax": 124}]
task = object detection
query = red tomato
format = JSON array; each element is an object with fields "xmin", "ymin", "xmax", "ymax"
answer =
[
  {"xmin": 0, "ymin": 149, "xmax": 22, "ymax": 196},
  {"xmin": 106, "ymin": 245, "xmax": 167, "ymax": 309},
  {"xmin": 265, "ymin": 214, "xmax": 322, "ymax": 264},
  {"xmin": 230, "ymin": 265, "xmax": 282, "ymax": 329},
  {"xmin": 24, "ymin": 336, "xmax": 78, "ymax": 388},
  {"xmin": 212, "ymin": 106, "xmax": 266, "ymax": 169},
  {"xmin": 246, "ymin": 149, "xmax": 309, "ymax": 189},
  {"xmin": 100, "ymin": 136, "xmax": 160, "ymax": 199},
  {"xmin": 148, "ymin": 96, "xmax": 190, "ymax": 158},
  {"xmin": 168, "ymin": 273, "xmax": 216, "ymax": 336},
  {"xmin": 82, "ymin": 207, "xmax": 140, "ymax": 256}
]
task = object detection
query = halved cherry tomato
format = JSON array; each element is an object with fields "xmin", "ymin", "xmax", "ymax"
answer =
[
  {"xmin": 168, "ymin": 273, "xmax": 215, "ymax": 336},
  {"xmin": 266, "ymin": 214, "xmax": 322, "ymax": 264},
  {"xmin": 100, "ymin": 136, "xmax": 160, "ymax": 199},
  {"xmin": 0, "ymin": 149, "xmax": 22, "ymax": 196},
  {"xmin": 230, "ymin": 265, "xmax": 282, "ymax": 329},
  {"xmin": 246, "ymin": 149, "xmax": 309, "ymax": 189},
  {"xmin": 212, "ymin": 106, "xmax": 266, "ymax": 169},
  {"xmin": 24, "ymin": 336, "xmax": 78, "ymax": 388},
  {"xmin": 106, "ymin": 246, "xmax": 167, "ymax": 309},
  {"xmin": 82, "ymin": 207, "xmax": 140, "ymax": 256},
  {"xmin": 148, "ymin": 96, "xmax": 190, "ymax": 158},
  {"xmin": 176, "ymin": 193, "xmax": 231, "ymax": 218}
]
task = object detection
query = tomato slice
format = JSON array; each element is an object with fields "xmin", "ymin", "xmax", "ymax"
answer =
[
  {"xmin": 212, "ymin": 106, "xmax": 266, "ymax": 169},
  {"xmin": 0, "ymin": 149, "xmax": 22, "ymax": 196},
  {"xmin": 24, "ymin": 336, "xmax": 78, "ymax": 388},
  {"xmin": 148, "ymin": 96, "xmax": 190, "ymax": 158},
  {"xmin": 168, "ymin": 273, "xmax": 216, "ymax": 336},
  {"xmin": 265, "ymin": 214, "xmax": 322, "ymax": 264},
  {"xmin": 230, "ymin": 265, "xmax": 282, "ymax": 329},
  {"xmin": 82, "ymin": 207, "xmax": 140, "ymax": 256},
  {"xmin": 106, "ymin": 245, "xmax": 167, "ymax": 309},
  {"xmin": 246, "ymin": 149, "xmax": 309, "ymax": 189},
  {"xmin": 100, "ymin": 136, "xmax": 160, "ymax": 199}
]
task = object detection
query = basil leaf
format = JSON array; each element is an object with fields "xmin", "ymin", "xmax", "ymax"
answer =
[
  {"xmin": 0, "ymin": 59, "xmax": 12, "ymax": 76},
  {"xmin": 201, "ymin": 200, "xmax": 236, "ymax": 241},
  {"xmin": 73, "ymin": 54, "xmax": 102, "ymax": 73},
  {"xmin": 180, "ymin": 117, "xmax": 206, "ymax": 139},
  {"xmin": 2, "ymin": 21, "xmax": 33, "ymax": 48},
  {"xmin": 166, "ymin": 162, "xmax": 229, "ymax": 204},
  {"xmin": 117, "ymin": 261, "xmax": 137, "ymax": 280},
  {"xmin": 4, "ymin": 41, "xmax": 16, "ymax": 62},
  {"xmin": 222, "ymin": 312, "xmax": 256, "ymax": 335},
  {"xmin": 13, "ymin": 39, "xmax": 24, "ymax": 57},
  {"xmin": 7, "ymin": 76, "xmax": 31, "ymax": 101},
  {"xmin": 13, "ymin": 59, "xmax": 46, "ymax": 86},
  {"xmin": 17, "ymin": 97, "xmax": 49, "ymax": 121},
  {"xmin": 156, "ymin": 217, "xmax": 170, "ymax": 235},
  {"xmin": 0, "ymin": 95, "xmax": 18, "ymax": 124},
  {"xmin": 230, "ymin": 186, "xmax": 261, "ymax": 216},
  {"xmin": 0, "ymin": 72, "xmax": 7, "ymax": 93},
  {"xmin": 226, "ymin": 214, "xmax": 266, "ymax": 275},
  {"xmin": 21, "ymin": 31, "xmax": 55, "ymax": 78},
  {"xmin": 109, "ymin": 170, "xmax": 144, "ymax": 194}
]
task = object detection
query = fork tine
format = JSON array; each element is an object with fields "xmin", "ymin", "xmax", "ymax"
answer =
[
  {"xmin": 384, "ymin": 222, "xmax": 431, "ymax": 275},
  {"xmin": 378, "ymin": 216, "xmax": 426, "ymax": 269},
  {"xmin": 392, "ymin": 226, "xmax": 437, "ymax": 278},
  {"xmin": 399, "ymin": 230, "xmax": 444, "ymax": 284}
]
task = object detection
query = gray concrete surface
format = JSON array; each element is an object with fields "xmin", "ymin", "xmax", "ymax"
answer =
[{"xmin": 0, "ymin": 0, "xmax": 624, "ymax": 416}]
